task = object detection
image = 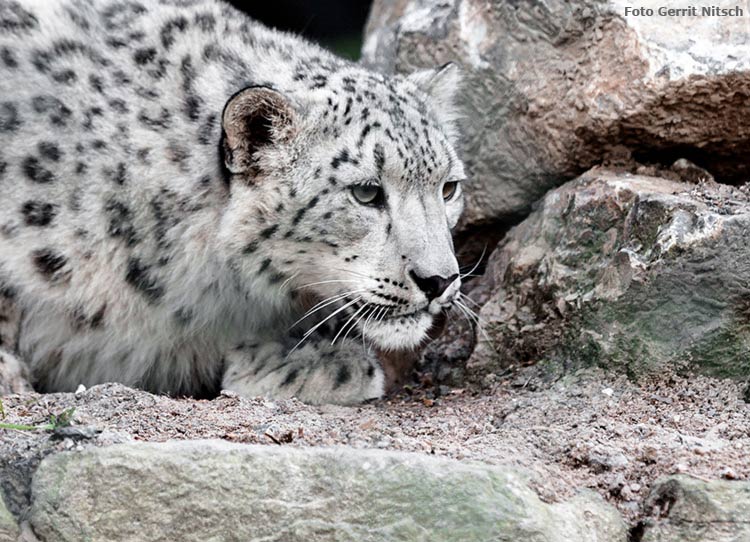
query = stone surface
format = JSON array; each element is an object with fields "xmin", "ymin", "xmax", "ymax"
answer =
[
  {"xmin": 468, "ymin": 168, "xmax": 750, "ymax": 380},
  {"xmin": 641, "ymin": 475, "xmax": 750, "ymax": 542},
  {"xmin": 28, "ymin": 440, "xmax": 627, "ymax": 542},
  {"xmin": 363, "ymin": 0, "xmax": 750, "ymax": 228},
  {"xmin": 0, "ymin": 493, "xmax": 19, "ymax": 542}
]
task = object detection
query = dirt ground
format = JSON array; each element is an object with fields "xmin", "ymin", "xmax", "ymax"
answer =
[{"xmin": 2, "ymin": 365, "xmax": 749, "ymax": 524}]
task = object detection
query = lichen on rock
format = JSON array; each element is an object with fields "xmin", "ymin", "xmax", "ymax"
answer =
[{"xmin": 468, "ymin": 169, "xmax": 750, "ymax": 381}]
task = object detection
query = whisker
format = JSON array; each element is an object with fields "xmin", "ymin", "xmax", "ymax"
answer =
[
  {"xmin": 293, "ymin": 279, "xmax": 361, "ymax": 291},
  {"xmin": 332, "ymin": 303, "xmax": 367, "ymax": 345},
  {"xmin": 289, "ymin": 289, "xmax": 367, "ymax": 330},
  {"xmin": 279, "ymin": 271, "xmax": 300, "ymax": 291},
  {"xmin": 345, "ymin": 304, "xmax": 374, "ymax": 345},
  {"xmin": 458, "ymin": 292, "xmax": 483, "ymax": 309},
  {"xmin": 376, "ymin": 305, "xmax": 390, "ymax": 325},
  {"xmin": 454, "ymin": 302, "xmax": 475, "ymax": 330},
  {"xmin": 288, "ymin": 296, "xmax": 363, "ymax": 356},
  {"xmin": 460, "ymin": 244, "xmax": 488, "ymax": 279},
  {"xmin": 454, "ymin": 301, "xmax": 496, "ymax": 352},
  {"xmin": 318, "ymin": 264, "xmax": 373, "ymax": 280},
  {"xmin": 362, "ymin": 305, "xmax": 381, "ymax": 353},
  {"xmin": 455, "ymin": 300, "xmax": 485, "ymax": 326}
]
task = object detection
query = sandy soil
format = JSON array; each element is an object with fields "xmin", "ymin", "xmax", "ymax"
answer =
[{"xmin": 2, "ymin": 366, "xmax": 749, "ymax": 523}]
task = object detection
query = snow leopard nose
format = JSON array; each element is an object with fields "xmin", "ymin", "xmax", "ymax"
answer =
[{"xmin": 409, "ymin": 271, "xmax": 459, "ymax": 301}]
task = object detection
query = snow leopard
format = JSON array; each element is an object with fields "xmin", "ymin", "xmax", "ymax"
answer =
[{"xmin": 0, "ymin": 0, "xmax": 466, "ymax": 404}]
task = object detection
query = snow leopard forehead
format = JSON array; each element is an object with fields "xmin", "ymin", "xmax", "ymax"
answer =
[{"xmin": 279, "ymin": 64, "xmax": 465, "ymax": 191}]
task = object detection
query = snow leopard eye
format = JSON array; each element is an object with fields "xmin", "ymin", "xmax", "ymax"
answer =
[
  {"xmin": 442, "ymin": 181, "xmax": 459, "ymax": 201},
  {"xmin": 351, "ymin": 183, "xmax": 384, "ymax": 206}
]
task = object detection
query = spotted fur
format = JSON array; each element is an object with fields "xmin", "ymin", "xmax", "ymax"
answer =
[{"xmin": 0, "ymin": 0, "xmax": 465, "ymax": 404}]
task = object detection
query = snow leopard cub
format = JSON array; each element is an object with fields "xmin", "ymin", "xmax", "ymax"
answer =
[{"xmin": 0, "ymin": 0, "xmax": 465, "ymax": 404}]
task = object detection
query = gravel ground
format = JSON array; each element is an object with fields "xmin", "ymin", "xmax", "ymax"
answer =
[{"xmin": 2, "ymin": 366, "xmax": 749, "ymax": 523}]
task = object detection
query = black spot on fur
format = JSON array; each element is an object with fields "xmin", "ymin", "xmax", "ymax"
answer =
[
  {"xmin": 72, "ymin": 304, "xmax": 107, "ymax": 330},
  {"xmin": 105, "ymin": 162, "xmax": 128, "ymax": 185},
  {"xmin": 101, "ymin": 1, "xmax": 147, "ymax": 31},
  {"xmin": 37, "ymin": 142, "xmax": 62, "ymax": 162},
  {"xmin": 21, "ymin": 200, "xmax": 57, "ymax": 227},
  {"xmin": 258, "ymin": 258, "xmax": 271, "ymax": 274},
  {"xmin": 0, "ymin": 1, "xmax": 38, "ymax": 33},
  {"xmin": 104, "ymin": 199, "xmax": 139, "ymax": 246},
  {"xmin": 133, "ymin": 47, "xmax": 156, "ymax": 66},
  {"xmin": 82, "ymin": 106, "xmax": 104, "ymax": 130},
  {"xmin": 259, "ymin": 225, "xmax": 278, "ymax": 239},
  {"xmin": 138, "ymin": 108, "xmax": 172, "ymax": 131},
  {"xmin": 22, "ymin": 157, "xmax": 55, "ymax": 183},
  {"xmin": 281, "ymin": 369, "xmax": 299, "ymax": 387},
  {"xmin": 32, "ymin": 95, "xmax": 72, "ymax": 126},
  {"xmin": 32, "ymin": 248, "xmax": 67, "ymax": 281},
  {"xmin": 107, "ymin": 99, "xmax": 127, "ymax": 114},
  {"xmin": 331, "ymin": 149, "xmax": 355, "ymax": 169},
  {"xmin": 160, "ymin": 16, "xmax": 188, "ymax": 49},
  {"xmin": 125, "ymin": 257, "xmax": 164, "ymax": 303},
  {"xmin": 0, "ymin": 102, "xmax": 20, "ymax": 132},
  {"xmin": 184, "ymin": 95, "xmax": 201, "ymax": 121},
  {"xmin": 1, "ymin": 46, "xmax": 17, "ymax": 68},
  {"xmin": 292, "ymin": 196, "xmax": 320, "ymax": 225},
  {"xmin": 334, "ymin": 365, "xmax": 351, "ymax": 388},
  {"xmin": 243, "ymin": 241, "xmax": 259, "ymax": 255},
  {"xmin": 173, "ymin": 307, "xmax": 193, "ymax": 327},
  {"xmin": 89, "ymin": 73, "xmax": 104, "ymax": 94},
  {"xmin": 0, "ymin": 280, "xmax": 17, "ymax": 300},
  {"xmin": 373, "ymin": 144, "xmax": 386, "ymax": 176},
  {"xmin": 194, "ymin": 12, "xmax": 216, "ymax": 31},
  {"xmin": 197, "ymin": 113, "xmax": 217, "ymax": 145},
  {"xmin": 51, "ymin": 69, "xmax": 76, "ymax": 84}
]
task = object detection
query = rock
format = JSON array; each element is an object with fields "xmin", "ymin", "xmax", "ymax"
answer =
[
  {"xmin": 640, "ymin": 475, "xmax": 750, "ymax": 541},
  {"xmin": 468, "ymin": 168, "xmax": 750, "ymax": 380},
  {"xmin": 363, "ymin": 0, "xmax": 750, "ymax": 228},
  {"xmin": 29, "ymin": 440, "xmax": 627, "ymax": 542},
  {"xmin": 0, "ymin": 493, "xmax": 19, "ymax": 542}
]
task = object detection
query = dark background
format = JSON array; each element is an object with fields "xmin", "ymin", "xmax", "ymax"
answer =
[{"xmin": 227, "ymin": 0, "xmax": 374, "ymax": 59}]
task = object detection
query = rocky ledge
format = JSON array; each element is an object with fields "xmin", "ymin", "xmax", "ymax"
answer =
[{"xmin": 2, "ymin": 370, "xmax": 750, "ymax": 541}]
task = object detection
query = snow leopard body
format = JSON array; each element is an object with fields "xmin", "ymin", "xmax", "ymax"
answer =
[{"xmin": 0, "ymin": 0, "xmax": 465, "ymax": 404}]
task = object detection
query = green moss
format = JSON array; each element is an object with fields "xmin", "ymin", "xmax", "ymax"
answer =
[{"xmin": 681, "ymin": 327, "xmax": 750, "ymax": 379}]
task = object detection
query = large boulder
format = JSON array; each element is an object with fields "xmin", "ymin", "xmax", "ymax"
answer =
[
  {"xmin": 363, "ymin": 0, "xmax": 750, "ymax": 228},
  {"xmin": 640, "ymin": 475, "xmax": 750, "ymax": 542},
  {"xmin": 468, "ymin": 168, "xmax": 750, "ymax": 380},
  {"xmin": 28, "ymin": 440, "xmax": 627, "ymax": 542}
]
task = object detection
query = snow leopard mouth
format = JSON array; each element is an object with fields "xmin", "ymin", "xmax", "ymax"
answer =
[{"xmin": 357, "ymin": 305, "xmax": 434, "ymax": 350}]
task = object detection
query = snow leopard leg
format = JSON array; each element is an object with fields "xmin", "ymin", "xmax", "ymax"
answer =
[
  {"xmin": 222, "ymin": 339, "xmax": 385, "ymax": 405},
  {"xmin": 0, "ymin": 289, "xmax": 31, "ymax": 394}
]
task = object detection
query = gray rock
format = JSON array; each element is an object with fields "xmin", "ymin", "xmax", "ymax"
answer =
[
  {"xmin": 641, "ymin": 475, "xmax": 750, "ymax": 542},
  {"xmin": 0, "ymin": 492, "xmax": 19, "ymax": 542},
  {"xmin": 29, "ymin": 440, "xmax": 627, "ymax": 542},
  {"xmin": 363, "ymin": 0, "xmax": 750, "ymax": 228},
  {"xmin": 469, "ymin": 168, "xmax": 750, "ymax": 380}
]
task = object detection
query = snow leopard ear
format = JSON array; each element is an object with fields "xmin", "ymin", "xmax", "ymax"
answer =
[
  {"xmin": 407, "ymin": 63, "xmax": 461, "ymax": 115},
  {"xmin": 407, "ymin": 63, "xmax": 462, "ymax": 138},
  {"xmin": 221, "ymin": 86, "xmax": 296, "ymax": 179}
]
